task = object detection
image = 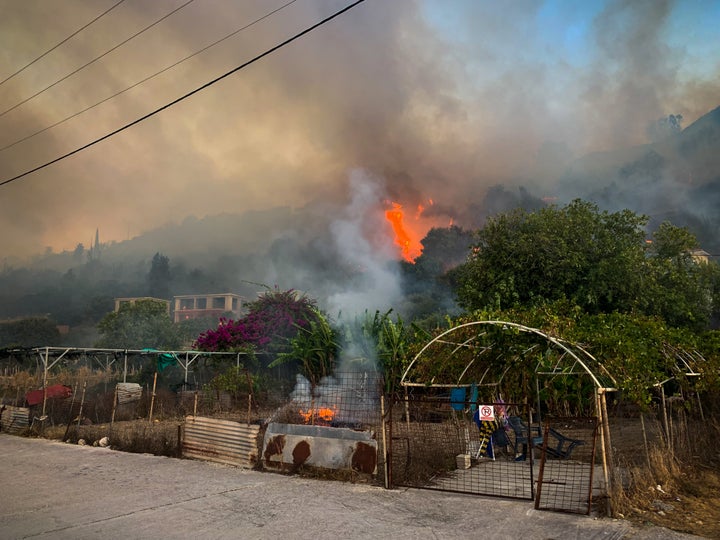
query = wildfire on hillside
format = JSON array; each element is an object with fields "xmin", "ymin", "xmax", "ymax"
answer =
[
  {"xmin": 384, "ymin": 201, "xmax": 427, "ymax": 262},
  {"xmin": 384, "ymin": 198, "xmax": 452, "ymax": 263}
]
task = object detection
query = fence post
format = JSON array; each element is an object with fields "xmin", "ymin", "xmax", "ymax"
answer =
[
  {"xmin": 381, "ymin": 394, "xmax": 389, "ymax": 489},
  {"xmin": 149, "ymin": 372, "xmax": 158, "ymax": 423}
]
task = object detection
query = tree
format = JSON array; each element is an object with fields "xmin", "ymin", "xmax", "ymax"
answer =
[
  {"xmin": 95, "ymin": 299, "xmax": 179, "ymax": 349},
  {"xmin": 647, "ymin": 113, "xmax": 683, "ymax": 142},
  {"xmin": 643, "ymin": 223, "xmax": 714, "ymax": 329},
  {"xmin": 0, "ymin": 317, "xmax": 61, "ymax": 348},
  {"xmin": 451, "ymin": 200, "xmax": 647, "ymax": 314},
  {"xmin": 410, "ymin": 226, "xmax": 474, "ymax": 280},
  {"xmin": 194, "ymin": 288, "xmax": 319, "ymax": 355},
  {"xmin": 147, "ymin": 252, "xmax": 171, "ymax": 299},
  {"xmin": 269, "ymin": 308, "xmax": 339, "ymax": 389}
]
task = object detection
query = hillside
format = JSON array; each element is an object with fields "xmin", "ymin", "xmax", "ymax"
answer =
[{"xmin": 558, "ymin": 106, "xmax": 720, "ymax": 252}]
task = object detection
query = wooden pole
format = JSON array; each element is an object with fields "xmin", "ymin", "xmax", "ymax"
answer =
[
  {"xmin": 640, "ymin": 413, "xmax": 651, "ymax": 467},
  {"xmin": 246, "ymin": 370, "xmax": 253, "ymax": 425},
  {"xmin": 193, "ymin": 391, "xmax": 198, "ymax": 417},
  {"xmin": 596, "ymin": 389, "xmax": 612, "ymax": 517},
  {"xmin": 62, "ymin": 383, "xmax": 78, "ymax": 441},
  {"xmin": 76, "ymin": 381, "xmax": 87, "ymax": 427},
  {"xmin": 381, "ymin": 394, "xmax": 389, "ymax": 489},
  {"xmin": 63, "ymin": 383, "xmax": 77, "ymax": 441},
  {"xmin": 403, "ymin": 386, "xmax": 411, "ymax": 432},
  {"xmin": 41, "ymin": 348, "xmax": 49, "ymax": 418},
  {"xmin": 149, "ymin": 372, "xmax": 158, "ymax": 423},
  {"xmin": 660, "ymin": 385, "xmax": 670, "ymax": 446},
  {"xmin": 109, "ymin": 384, "xmax": 119, "ymax": 435}
]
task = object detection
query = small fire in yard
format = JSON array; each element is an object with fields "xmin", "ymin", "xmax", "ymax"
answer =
[{"xmin": 299, "ymin": 407, "xmax": 336, "ymax": 425}]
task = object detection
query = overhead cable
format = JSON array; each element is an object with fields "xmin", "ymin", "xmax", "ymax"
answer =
[
  {"xmin": 0, "ymin": 0, "xmax": 127, "ymax": 87},
  {"xmin": 0, "ymin": 0, "xmax": 367, "ymax": 188},
  {"xmin": 0, "ymin": 0, "xmax": 196, "ymax": 119},
  {"xmin": 0, "ymin": 0, "xmax": 299, "ymax": 154}
]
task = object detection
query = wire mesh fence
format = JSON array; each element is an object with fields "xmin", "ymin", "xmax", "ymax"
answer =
[
  {"xmin": 535, "ymin": 417, "xmax": 600, "ymax": 514},
  {"xmin": 389, "ymin": 397, "xmax": 537, "ymax": 499}
]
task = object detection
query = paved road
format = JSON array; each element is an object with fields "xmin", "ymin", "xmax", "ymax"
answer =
[{"xmin": 0, "ymin": 435, "xmax": 699, "ymax": 540}]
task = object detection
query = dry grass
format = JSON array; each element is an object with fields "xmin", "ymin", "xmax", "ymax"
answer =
[
  {"xmin": 609, "ymin": 415, "xmax": 720, "ymax": 538},
  {"xmin": 41, "ymin": 419, "xmax": 182, "ymax": 457}
]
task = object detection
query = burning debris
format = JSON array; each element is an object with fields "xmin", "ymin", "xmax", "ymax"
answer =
[{"xmin": 271, "ymin": 371, "xmax": 381, "ymax": 429}]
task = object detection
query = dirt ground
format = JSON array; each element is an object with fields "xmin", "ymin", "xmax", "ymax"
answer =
[
  {"xmin": 609, "ymin": 417, "xmax": 720, "ymax": 538},
  {"xmin": 620, "ymin": 466, "xmax": 720, "ymax": 538}
]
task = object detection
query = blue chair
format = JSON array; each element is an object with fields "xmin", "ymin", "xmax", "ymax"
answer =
[{"xmin": 508, "ymin": 416, "xmax": 543, "ymax": 461}]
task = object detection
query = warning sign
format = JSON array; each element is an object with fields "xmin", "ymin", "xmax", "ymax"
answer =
[{"xmin": 479, "ymin": 405, "xmax": 495, "ymax": 422}]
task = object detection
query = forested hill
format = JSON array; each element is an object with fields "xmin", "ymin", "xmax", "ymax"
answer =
[{"xmin": 558, "ymin": 106, "xmax": 720, "ymax": 254}]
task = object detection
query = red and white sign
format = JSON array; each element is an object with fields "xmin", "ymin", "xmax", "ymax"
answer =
[{"xmin": 479, "ymin": 404, "xmax": 495, "ymax": 422}]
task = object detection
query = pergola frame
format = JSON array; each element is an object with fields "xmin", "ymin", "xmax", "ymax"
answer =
[
  {"xmin": 400, "ymin": 320, "xmax": 619, "ymax": 503},
  {"xmin": 31, "ymin": 346, "xmax": 247, "ymax": 416}
]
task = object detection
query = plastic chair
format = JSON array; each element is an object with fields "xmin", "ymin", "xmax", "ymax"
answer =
[
  {"xmin": 543, "ymin": 427, "xmax": 585, "ymax": 459},
  {"xmin": 508, "ymin": 416, "xmax": 543, "ymax": 460}
]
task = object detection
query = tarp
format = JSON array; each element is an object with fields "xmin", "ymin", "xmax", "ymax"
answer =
[{"xmin": 25, "ymin": 384, "xmax": 72, "ymax": 406}]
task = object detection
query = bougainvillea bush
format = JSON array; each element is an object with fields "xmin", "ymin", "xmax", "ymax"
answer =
[{"xmin": 194, "ymin": 289, "xmax": 319, "ymax": 353}]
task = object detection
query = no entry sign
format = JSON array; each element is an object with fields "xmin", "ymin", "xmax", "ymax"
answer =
[{"xmin": 479, "ymin": 404, "xmax": 495, "ymax": 421}]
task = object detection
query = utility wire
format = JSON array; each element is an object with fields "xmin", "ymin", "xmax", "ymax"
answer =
[
  {"xmin": 0, "ymin": 0, "xmax": 195, "ymax": 119},
  {"xmin": 0, "ymin": 0, "xmax": 299, "ymax": 154},
  {"xmin": 0, "ymin": 0, "xmax": 127, "ymax": 87},
  {"xmin": 0, "ymin": 0, "xmax": 366, "ymax": 188}
]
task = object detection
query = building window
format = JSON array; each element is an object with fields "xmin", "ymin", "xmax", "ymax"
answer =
[
  {"xmin": 196, "ymin": 298, "xmax": 207, "ymax": 309},
  {"xmin": 212, "ymin": 297, "xmax": 225, "ymax": 309}
]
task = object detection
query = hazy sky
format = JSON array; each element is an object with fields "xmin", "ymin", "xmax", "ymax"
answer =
[{"xmin": 0, "ymin": 0, "xmax": 718, "ymax": 260}]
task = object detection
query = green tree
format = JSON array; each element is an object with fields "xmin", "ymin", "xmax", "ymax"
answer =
[
  {"xmin": 0, "ymin": 317, "xmax": 61, "ymax": 348},
  {"xmin": 95, "ymin": 299, "xmax": 179, "ymax": 349},
  {"xmin": 643, "ymin": 222, "xmax": 714, "ymax": 329},
  {"xmin": 451, "ymin": 200, "xmax": 647, "ymax": 313},
  {"xmin": 269, "ymin": 308, "xmax": 339, "ymax": 389},
  {"xmin": 148, "ymin": 252, "xmax": 171, "ymax": 299}
]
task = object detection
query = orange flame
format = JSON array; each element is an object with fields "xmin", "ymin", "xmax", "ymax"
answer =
[
  {"xmin": 299, "ymin": 407, "xmax": 336, "ymax": 424},
  {"xmin": 385, "ymin": 202, "xmax": 423, "ymax": 262}
]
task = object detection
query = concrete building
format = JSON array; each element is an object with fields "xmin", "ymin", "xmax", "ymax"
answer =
[{"xmin": 172, "ymin": 293, "xmax": 243, "ymax": 323}]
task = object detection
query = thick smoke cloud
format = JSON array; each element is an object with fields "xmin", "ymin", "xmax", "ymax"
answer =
[
  {"xmin": 0, "ymin": 0, "xmax": 718, "ymax": 261},
  {"xmin": 325, "ymin": 169, "xmax": 403, "ymax": 317}
]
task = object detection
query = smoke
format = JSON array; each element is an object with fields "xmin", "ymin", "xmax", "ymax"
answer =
[
  {"xmin": 0, "ymin": 1, "xmax": 718, "ymax": 260},
  {"xmin": 325, "ymin": 169, "xmax": 403, "ymax": 317}
]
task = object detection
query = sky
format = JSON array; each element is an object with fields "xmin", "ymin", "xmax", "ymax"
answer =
[{"xmin": 0, "ymin": 0, "xmax": 718, "ymax": 261}]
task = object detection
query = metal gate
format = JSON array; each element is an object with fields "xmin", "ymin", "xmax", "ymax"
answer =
[
  {"xmin": 388, "ymin": 397, "xmax": 536, "ymax": 500},
  {"xmin": 535, "ymin": 417, "xmax": 599, "ymax": 514}
]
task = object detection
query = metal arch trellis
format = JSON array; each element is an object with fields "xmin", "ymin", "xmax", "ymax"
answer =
[
  {"xmin": 396, "ymin": 320, "xmax": 619, "ymax": 512},
  {"xmin": 400, "ymin": 320, "xmax": 617, "ymax": 392}
]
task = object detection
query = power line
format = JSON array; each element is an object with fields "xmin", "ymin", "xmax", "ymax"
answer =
[
  {"xmin": 0, "ymin": 0, "xmax": 127, "ymax": 87},
  {"xmin": 0, "ymin": 0, "xmax": 299, "ymax": 154},
  {"xmin": 0, "ymin": 0, "xmax": 196, "ymax": 119},
  {"xmin": 0, "ymin": 0, "xmax": 367, "ymax": 188}
]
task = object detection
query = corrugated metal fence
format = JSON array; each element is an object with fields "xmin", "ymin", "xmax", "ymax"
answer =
[{"xmin": 182, "ymin": 416, "xmax": 260, "ymax": 468}]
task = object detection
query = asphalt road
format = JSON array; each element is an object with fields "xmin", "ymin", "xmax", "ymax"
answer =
[{"xmin": 0, "ymin": 435, "xmax": 700, "ymax": 540}]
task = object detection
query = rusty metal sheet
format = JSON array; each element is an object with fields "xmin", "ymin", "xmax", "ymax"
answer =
[
  {"xmin": 0, "ymin": 406, "xmax": 30, "ymax": 433},
  {"xmin": 116, "ymin": 383, "xmax": 142, "ymax": 404},
  {"xmin": 182, "ymin": 415, "xmax": 260, "ymax": 468}
]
